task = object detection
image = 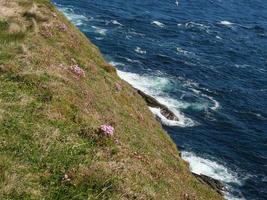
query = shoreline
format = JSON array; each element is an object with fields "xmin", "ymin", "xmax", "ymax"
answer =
[
  {"xmin": 0, "ymin": 1, "xmax": 224, "ymax": 199},
  {"xmin": 133, "ymin": 84, "xmax": 225, "ymax": 196}
]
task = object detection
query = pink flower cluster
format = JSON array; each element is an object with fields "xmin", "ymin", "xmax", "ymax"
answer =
[
  {"xmin": 100, "ymin": 125, "xmax": 115, "ymax": 136},
  {"xmin": 58, "ymin": 23, "xmax": 68, "ymax": 32},
  {"xmin": 115, "ymin": 82, "xmax": 122, "ymax": 91},
  {"xmin": 69, "ymin": 65, "xmax": 85, "ymax": 77}
]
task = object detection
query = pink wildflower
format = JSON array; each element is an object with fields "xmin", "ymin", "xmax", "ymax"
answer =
[
  {"xmin": 115, "ymin": 83, "xmax": 122, "ymax": 91},
  {"xmin": 100, "ymin": 125, "xmax": 115, "ymax": 136},
  {"xmin": 69, "ymin": 65, "xmax": 85, "ymax": 77},
  {"xmin": 58, "ymin": 23, "xmax": 68, "ymax": 32}
]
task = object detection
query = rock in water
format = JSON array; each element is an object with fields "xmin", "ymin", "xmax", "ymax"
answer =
[
  {"xmin": 136, "ymin": 89, "xmax": 179, "ymax": 121},
  {"xmin": 192, "ymin": 173, "xmax": 225, "ymax": 195}
]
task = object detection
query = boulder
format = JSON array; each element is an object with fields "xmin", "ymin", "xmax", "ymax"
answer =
[
  {"xmin": 192, "ymin": 173, "xmax": 225, "ymax": 195},
  {"xmin": 136, "ymin": 89, "xmax": 179, "ymax": 121}
]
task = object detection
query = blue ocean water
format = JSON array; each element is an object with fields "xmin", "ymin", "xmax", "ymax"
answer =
[{"xmin": 52, "ymin": 0, "xmax": 267, "ymax": 199}]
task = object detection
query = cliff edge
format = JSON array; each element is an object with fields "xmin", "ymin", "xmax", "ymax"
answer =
[{"xmin": 0, "ymin": 0, "xmax": 223, "ymax": 199}]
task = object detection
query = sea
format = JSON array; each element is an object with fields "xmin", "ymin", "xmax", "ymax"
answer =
[{"xmin": 52, "ymin": 0, "xmax": 267, "ymax": 199}]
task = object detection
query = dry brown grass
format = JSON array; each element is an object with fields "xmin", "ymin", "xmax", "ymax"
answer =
[{"xmin": 0, "ymin": 1, "xmax": 21, "ymax": 19}]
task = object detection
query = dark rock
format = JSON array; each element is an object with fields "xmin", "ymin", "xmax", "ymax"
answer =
[
  {"xmin": 192, "ymin": 173, "xmax": 225, "ymax": 195},
  {"xmin": 136, "ymin": 89, "xmax": 179, "ymax": 121}
]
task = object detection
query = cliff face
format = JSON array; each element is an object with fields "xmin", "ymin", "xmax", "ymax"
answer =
[{"xmin": 0, "ymin": 0, "xmax": 223, "ymax": 199}]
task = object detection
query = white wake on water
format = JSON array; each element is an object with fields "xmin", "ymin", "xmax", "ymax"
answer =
[
  {"xmin": 182, "ymin": 152, "xmax": 241, "ymax": 184},
  {"xmin": 135, "ymin": 47, "xmax": 147, "ymax": 54},
  {"xmin": 190, "ymin": 88, "xmax": 220, "ymax": 110},
  {"xmin": 182, "ymin": 151, "xmax": 246, "ymax": 200},
  {"xmin": 116, "ymin": 70, "xmax": 196, "ymax": 127},
  {"xmin": 110, "ymin": 20, "xmax": 123, "ymax": 26},
  {"xmin": 219, "ymin": 21, "xmax": 234, "ymax": 27},
  {"xmin": 109, "ymin": 61, "xmax": 125, "ymax": 67},
  {"xmin": 91, "ymin": 26, "xmax": 107, "ymax": 35},
  {"xmin": 56, "ymin": 5, "xmax": 91, "ymax": 26},
  {"xmin": 175, "ymin": 0, "xmax": 179, "ymax": 7},
  {"xmin": 151, "ymin": 21, "xmax": 165, "ymax": 28},
  {"xmin": 149, "ymin": 107, "xmax": 191, "ymax": 127},
  {"xmin": 176, "ymin": 47, "xmax": 196, "ymax": 57}
]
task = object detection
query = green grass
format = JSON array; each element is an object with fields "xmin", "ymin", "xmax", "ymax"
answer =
[{"xmin": 0, "ymin": 0, "xmax": 224, "ymax": 199}]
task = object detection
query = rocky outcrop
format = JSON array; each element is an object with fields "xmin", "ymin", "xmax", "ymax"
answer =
[
  {"xmin": 136, "ymin": 89, "xmax": 225, "ymax": 196},
  {"xmin": 136, "ymin": 89, "xmax": 179, "ymax": 121},
  {"xmin": 193, "ymin": 173, "xmax": 225, "ymax": 195}
]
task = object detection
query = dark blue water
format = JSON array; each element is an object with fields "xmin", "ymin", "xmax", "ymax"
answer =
[{"xmin": 53, "ymin": 0, "xmax": 267, "ymax": 199}]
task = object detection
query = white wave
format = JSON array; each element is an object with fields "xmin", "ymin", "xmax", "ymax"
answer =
[
  {"xmin": 105, "ymin": 19, "xmax": 123, "ymax": 26},
  {"xmin": 108, "ymin": 61, "xmax": 125, "ymax": 67},
  {"xmin": 182, "ymin": 151, "xmax": 241, "ymax": 185},
  {"xmin": 57, "ymin": 7, "xmax": 91, "ymax": 26},
  {"xmin": 175, "ymin": 0, "xmax": 179, "ymax": 7},
  {"xmin": 116, "ymin": 70, "xmax": 169, "ymax": 94},
  {"xmin": 190, "ymin": 88, "xmax": 220, "ymax": 111},
  {"xmin": 224, "ymin": 193, "xmax": 246, "ymax": 200},
  {"xmin": 202, "ymin": 93, "xmax": 220, "ymax": 110},
  {"xmin": 111, "ymin": 20, "xmax": 123, "ymax": 26},
  {"xmin": 183, "ymin": 22, "xmax": 212, "ymax": 34},
  {"xmin": 135, "ymin": 47, "xmax": 147, "ymax": 54},
  {"xmin": 216, "ymin": 35, "xmax": 222, "ymax": 39},
  {"xmin": 185, "ymin": 22, "xmax": 210, "ymax": 30},
  {"xmin": 234, "ymin": 64, "xmax": 249, "ymax": 68},
  {"xmin": 151, "ymin": 21, "xmax": 165, "ymax": 28},
  {"xmin": 116, "ymin": 70, "xmax": 196, "ymax": 127},
  {"xmin": 219, "ymin": 20, "xmax": 234, "ymax": 26},
  {"xmin": 91, "ymin": 26, "xmax": 107, "ymax": 35},
  {"xmin": 95, "ymin": 37, "xmax": 104, "ymax": 40},
  {"xmin": 129, "ymin": 30, "xmax": 146, "ymax": 37},
  {"xmin": 149, "ymin": 107, "xmax": 190, "ymax": 127},
  {"xmin": 124, "ymin": 57, "xmax": 142, "ymax": 64},
  {"xmin": 182, "ymin": 152, "xmax": 246, "ymax": 200},
  {"xmin": 176, "ymin": 47, "xmax": 195, "ymax": 57}
]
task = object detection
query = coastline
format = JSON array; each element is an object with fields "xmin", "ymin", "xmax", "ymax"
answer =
[
  {"xmin": 132, "ymin": 85, "xmax": 225, "ymax": 196},
  {"xmin": 0, "ymin": 0, "xmax": 224, "ymax": 199},
  {"xmin": 51, "ymin": 1, "xmax": 267, "ymax": 199}
]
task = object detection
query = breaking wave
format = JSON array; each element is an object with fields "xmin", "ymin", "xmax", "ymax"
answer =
[
  {"xmin": 219, "ymin": 20, "xmax": 234, "ymax": 27},
  {"xmin": 151, "ymin": 21, "xmax": 165, "ymax": 28},
  {"xmin": 91, "ymin": 26, "xmax": 107, "ymax": 35},
  {"xmin": 135, "ymin": 47, "xmax": 147, "ymax": 54},
  {"xmin": 182, "ymin": 151, "xmax": 246, "ymax": 200},
  {"xmin": 116, "ymin": 70, "xmax": 196, "ymax": 127},
  {"xmin": 56, "ymin": 5, "xmax": 91, "ymax": 26}
]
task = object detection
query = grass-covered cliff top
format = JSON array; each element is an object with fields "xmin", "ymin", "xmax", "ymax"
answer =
[{"xmin": 0, "ymin": 0, "xmax": 223, "ymax": 199}]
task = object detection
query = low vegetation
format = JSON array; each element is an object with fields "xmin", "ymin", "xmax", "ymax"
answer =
[{"xmin": 0, "ymin": 0, "xmax": 223, "ymax": 199}]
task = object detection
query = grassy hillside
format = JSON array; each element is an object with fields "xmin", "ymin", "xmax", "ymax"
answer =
[{"xmin": 0, "ymin": 0, "xmax": 223, "ymax": 199}]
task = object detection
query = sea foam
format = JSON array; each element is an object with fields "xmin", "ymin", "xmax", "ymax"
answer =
[
  {"xmin": 182, "ymin": 151, "xmax": 241, "ymax": 184},
  {"xmin": 190, "ymin": 88, "xmax": 220, "ymax": 111},
  {"xmin": 56, "ymin": 5, "xmax": 91, "ymax": 26},
  {"xmin": 219, "ymin": 21, "xmax": 234, "ymax": 27},
  {"xmin": 106, "ymin": 20, "xmax": 123, "ymax": 26},
  {"xmin": 91, "ymin": 26, "xmax": 108, "ymax": 35},
  {"xmin": 109, "ymin": 61, "xmax": 125, "ymax": 67},
  {"xmin": 151, "ymin": 21, "xmax": 165, "ymax": 28},
  {"xmin": 135, "ymin": 47, "xmax": 147, "ymax": 54},
  {"xmin": 111, "ymin": 20, "xmax": 123, "ymax": 26},
  {"xmin": 149, "ymin": 107, "xmax": 188, "ymax": 126},
  {"xmin": 116, "ymin": 70, "xmax": 196, "ymax": 127},
  {"xmin": 182, "ymin": 151, "xmax": 245, "ymax": 200}
]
